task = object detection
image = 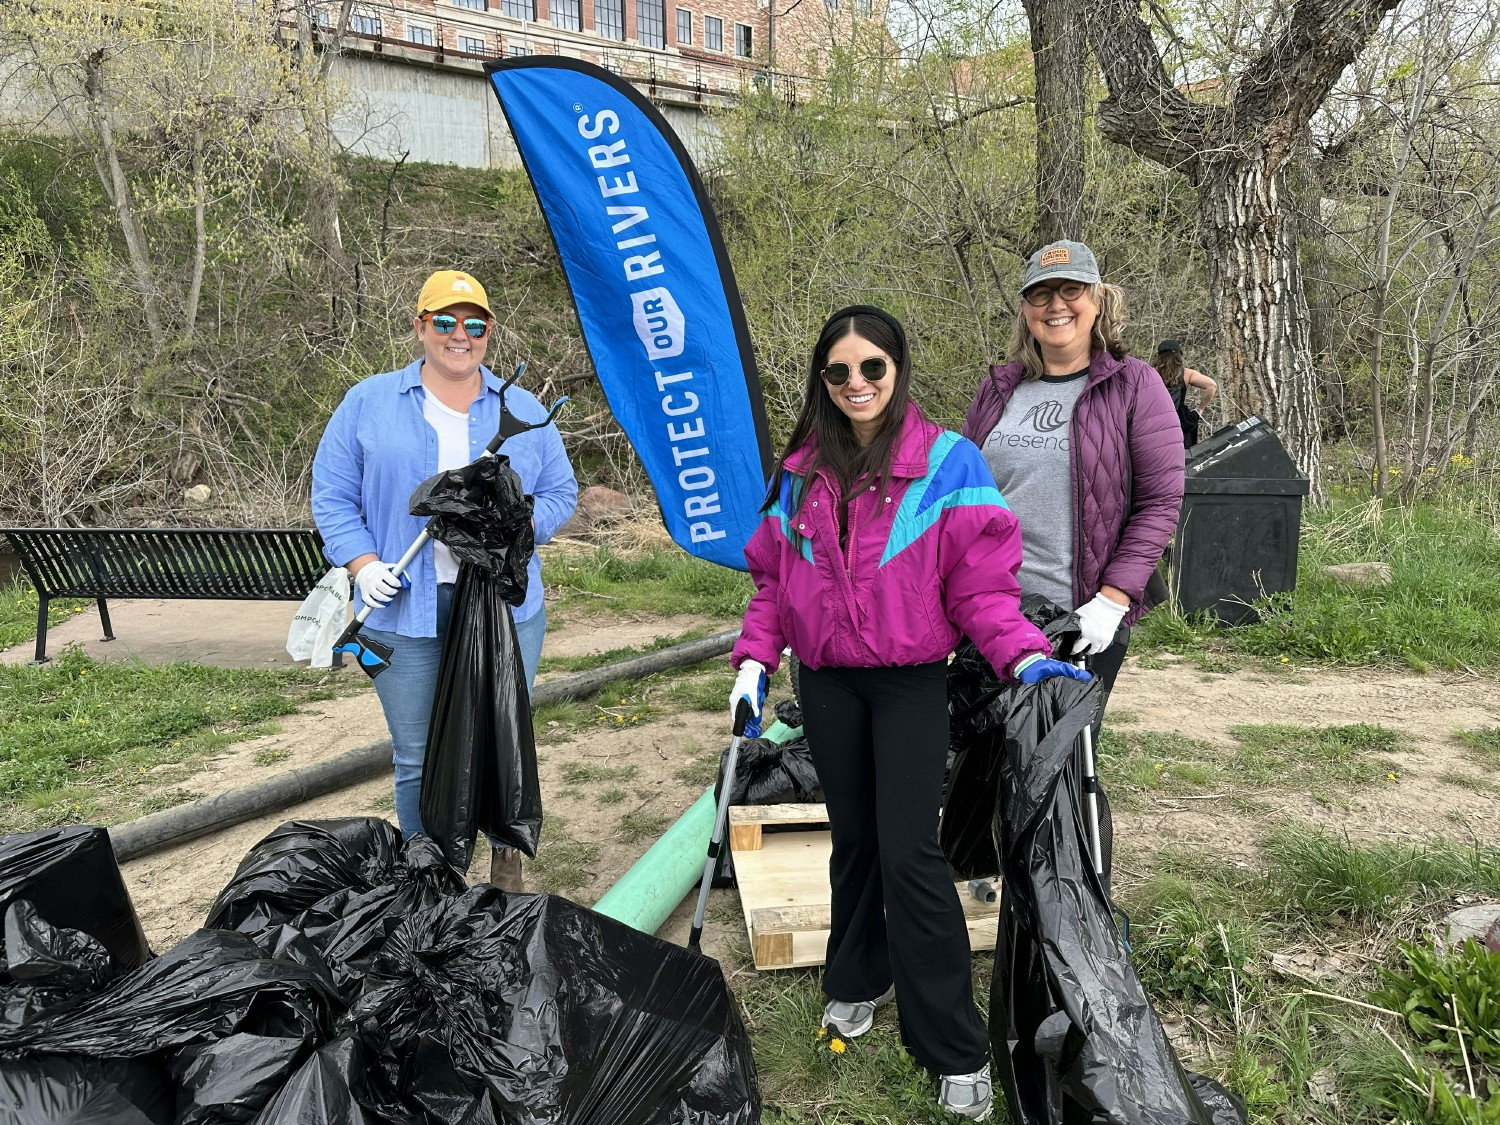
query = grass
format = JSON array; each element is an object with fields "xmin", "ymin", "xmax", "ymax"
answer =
[
  {"xmin": 536, "ymin": 628, "xmax": 714, "ymax": 675},
  {"xmin": 542, "ymin": 545, "xmax": 752, "ymax": 622},
  {"xmin": 618, "ymin": 807, "xmax": 669, "ymax": 843},
  {"xmin": 0, "ymin": 645, "xmax": 340, "ymax": 831},
  {"xmin": 0, "ymin": 577, "xmax": 87, "ymax": 653},
  {"xmin": 527, "ymin": 814, "xmax": 601, "ymax": 895},
  {"xmin": 1099, "ymin": 722, "xmax": 1406, "ymax": 804},
  {"xmin": 1455, "ymin": 726, "xmax": 1500, "ymax": 770},
  {"xmin": 1136, "ymin": 495, "xmax": 1500, "ymax": 671},
  {"xmin": 559, "ymin": 762, "xmax": 639, "ymax": 785}
]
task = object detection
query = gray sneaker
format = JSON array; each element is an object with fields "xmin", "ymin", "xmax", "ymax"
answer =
[
  {"xmin": 820, "ymin": 984, "xmax": 896, "ymax": 1039},
  {"xmin": 939, "ymin": 1064, "xmax": 993, "ymax": 1121}
]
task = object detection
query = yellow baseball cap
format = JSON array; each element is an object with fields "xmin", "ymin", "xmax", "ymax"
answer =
[{"xmin": 416, "ymin": 270, "xmax": 493, "ymax": 317}]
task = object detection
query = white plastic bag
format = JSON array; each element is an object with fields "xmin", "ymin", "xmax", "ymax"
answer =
[{"xmin": 286, "ymin": 567, "xmax": 350, "ymax": 668}]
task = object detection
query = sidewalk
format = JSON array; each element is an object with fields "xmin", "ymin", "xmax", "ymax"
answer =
[{"xmin": 0, "ymin": 598, "xmax": 313, "ymax": 668}]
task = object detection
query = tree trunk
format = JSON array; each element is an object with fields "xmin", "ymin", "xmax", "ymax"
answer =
[
  {"xmin": 1025, "ymin": 0, "xmax": 1087, "ymax": 245},
  {"xmin": 185, "ymin": 132, "xmax": 207, "ymax": 343},
  {"xmin": 1197, "ymin": 150, "xmax": 1322, "ymax": 497}
]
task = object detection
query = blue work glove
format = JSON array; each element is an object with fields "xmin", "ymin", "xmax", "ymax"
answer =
[
  {"xmin": 729, "ymin": 659, "xmax": 768, "ymax": 738},
  {"xmin": 1013, "ymin": 654, "xmax": 1094, "ymax": 685}
]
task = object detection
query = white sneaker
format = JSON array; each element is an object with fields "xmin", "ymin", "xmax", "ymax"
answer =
[
  {"xmin": 820, "ymin": 984, "xmax": 895, "ymax": 1039},
  {"xmin": 939, "ymin": 1064, "xmax": 993, "ymax": 1121}
]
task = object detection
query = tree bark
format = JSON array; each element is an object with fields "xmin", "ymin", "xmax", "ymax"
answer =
[
  {"xmin": 1085, "ymin": 0, "xmax": 1401, "ymax": 497},
  {"xmin": 1197, "ymin": 151, "xmax": 1322, "ymax": 496},
  {"xmin": 1025, "ymin": 0, "xmax": 1088, "ymax": 245}
]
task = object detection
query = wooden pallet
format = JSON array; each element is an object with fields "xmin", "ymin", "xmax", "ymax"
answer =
[{"xmin": 729, "ymin": 803, "xmax": 1001, "ymax": 970}]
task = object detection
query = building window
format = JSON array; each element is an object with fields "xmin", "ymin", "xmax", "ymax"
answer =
[
  {"xmin": 734, "ymin": 21, "xmax": 751, "ymax": 56},
  {"xmin": 501, "ymin": 0, "xmax": 536, "ymax": 17},
  {"xmin": 856, "ymin": 0, "xmax": 872, "ymax": 12},
  {"xmin": 508, "ymin": 44, "xmax": 533, "ymax": 56},
  {"xmin": 703, "ymin": 13, "xmax": 721, "ymax": 49},
  {"xmin": 551, "ymin": 0, "xmax": 582, "ymax": 29},
  {"xmin": 406, "ymin": 25, "xmax": 434, "ymax": 44},
  {"xmin": 676, "ymin": 7, "xmax": 691, "ymax": 43},
  {"xmin": 825, "ymin": 0, "xmax": 839, "ymax": 8},
  {"xmin": 636, "ymin": 0, "xmax": 665, "ymax": 47},
  {"xmin": 315, "ymin": 8, "xmax": 331, "ymax": 27},
  {"xmin": 459, "ymin": 34, "xmax": 487, "ymax": 53},
  {"xmin": 595, "ymin": 0, "xmax": 625, "ymax": 39},
  {"xmin": 453, "ymin": 0, "xmax": 487, "ymax": 7},
  {"xmin": 351, "ymin": 13, "xmax": 382, "ymax": 35}
]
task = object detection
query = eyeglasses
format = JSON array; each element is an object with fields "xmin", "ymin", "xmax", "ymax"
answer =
[
  {"xmin": 1021, "ymin": 280, "xmax": 1088, "ymax": 307},
  {"xmin": 420, "ymin": 312, "xmax": 491, "ymax": 339},
  {"xmin": 820, "ymin": 357, "xmax": 890, "ymax": 386}
]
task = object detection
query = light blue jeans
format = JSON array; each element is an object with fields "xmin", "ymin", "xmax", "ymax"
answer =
[{"xmin": 365, "ymin": 583, "xmax": 546, "ymax": 838}]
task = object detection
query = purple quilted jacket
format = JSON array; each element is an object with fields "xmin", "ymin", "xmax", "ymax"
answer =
[{"xmin": 962, "ymin": 350, "xmax": 1185, "ymax": 626}]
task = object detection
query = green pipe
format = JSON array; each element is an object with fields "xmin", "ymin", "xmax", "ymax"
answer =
[{"xmin": 593, "ymin": 786, "xmax": 717, "ymax": 934}]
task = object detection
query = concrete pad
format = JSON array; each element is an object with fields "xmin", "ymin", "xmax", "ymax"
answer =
[{"xmin": 0, "ymin": 597, "xmax": 313, "ymax": 669}]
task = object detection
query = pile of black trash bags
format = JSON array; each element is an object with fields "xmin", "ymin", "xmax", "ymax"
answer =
[{"xmin": 0, "ymin": 818, "xmax": 760, "ymax": 1124}]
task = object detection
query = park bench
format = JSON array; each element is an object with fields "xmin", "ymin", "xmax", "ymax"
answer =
[{"xmin": 1, "ymin": 527, "xmax": 330, "ymax": 664}]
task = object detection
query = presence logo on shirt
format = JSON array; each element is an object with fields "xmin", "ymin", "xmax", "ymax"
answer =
[{"xmin": 1020, "ymin": 401, "xmax": 1069, "ymax": 433}]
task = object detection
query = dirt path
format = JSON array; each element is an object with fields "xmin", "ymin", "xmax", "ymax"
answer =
[{"xmin": 1104, "ymin": 656, "xmax": 1500, "ymax": 866}]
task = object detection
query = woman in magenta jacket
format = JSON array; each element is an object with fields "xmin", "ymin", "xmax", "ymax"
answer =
[
  {"xmin": 729, "ymin": 305, "xmax": 1088, "ymax": 1122},
  {"xmin": 963, "ymin": 240, "xmax": 1185, "ymax": 698}
]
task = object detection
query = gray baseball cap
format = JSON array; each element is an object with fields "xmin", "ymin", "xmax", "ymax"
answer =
[{"xmin": 1019, "ymin": 239, "xmax": 1101, "ymax": 295}]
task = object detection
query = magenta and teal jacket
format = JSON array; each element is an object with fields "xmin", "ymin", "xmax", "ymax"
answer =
[{"xmin": 732, "ymin": 405, "xmax": 1051, "ymax": 677}]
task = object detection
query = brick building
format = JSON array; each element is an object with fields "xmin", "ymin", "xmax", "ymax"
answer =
[{"xmin": 320, "ymin": 0, "xmax": 879, "ymax": 98}]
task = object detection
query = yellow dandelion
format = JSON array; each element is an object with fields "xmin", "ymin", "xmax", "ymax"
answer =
[
  {"xmin": 1386, "ymin": 772, "xmax": 1397, "ymax": 781},
  {"xmin": 815, "ymin": 1027, "xmax": 828, "ymax": 1040},
  {"xmin": 1154, "ymin": 762, "xmax": 1164, "ymax": 771},
  {"xmin": 1279, "ymin": 657, "xmax": 1290, "ymax": 663},
  {"xmin": 829, "ymin": 1038, "xmax": 846, "ymax": 1054},
  {"xmin": 615, "ymin": 715, "xmax": 624, "ymax": 723}
]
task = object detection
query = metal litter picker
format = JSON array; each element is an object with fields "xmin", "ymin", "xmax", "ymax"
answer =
[{"xmin": 688, "ymin": 697, "xmax": 757, "ymax": 952}]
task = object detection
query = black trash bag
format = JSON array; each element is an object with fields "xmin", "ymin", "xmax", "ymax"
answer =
[
  {"xmin": 716, "ymin": 735, "xmax": 823, "ymax": 807},
  {"xmin": 942, "ymin": 596, "xmax": 1089, "ymax": 881},
  {"xmin": 2, "ymin": 900, "xmax": 115, "ymax": 1025},
  {"xmin": 0, "ymin": 927, "xmax": 339, "ymax": 1057},
  {"xmin": 204, "ymin": 818, "xmax": 406, "ymax": 935},
  {"xmin": 408, "ymin": 453, "xmax": 534, "ymax": 597},
  {"xmin": 346, "ymin": 885, "xmax": 759, "ymax": 1125},
  {"xmin": 986, "ymin": 676, "xmax": 1246, "ymax": 1125},
  {"xmin": 418, "ymin": 564, "xmax": 542, "ymax": 868},
  {"xmin": 171, "ymin": 1032, "xmax": 309, "ymax": 1125},
  {"xmin": 249, "ymin": 1036, "xmax": 385, "ymax": 1125},
  {"xmin": 0, "ymin": 825, "xmax": 149, "ymax": 981},
  {"xmin": 773, "ymin": 698, "xmax": 803, "ymax": 730},
  {"xmin": 0, "ymin": 1054, "xmax": 174, "ymax": 1124},
  {"xmin": 281, "ymin": 835, "xmax": 468, "ymax": 1003}
]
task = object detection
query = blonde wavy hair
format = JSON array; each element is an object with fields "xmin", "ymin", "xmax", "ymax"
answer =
[{"xmin": 1005, "ymin": 282, "xmax": 1130, "ymax": 381}]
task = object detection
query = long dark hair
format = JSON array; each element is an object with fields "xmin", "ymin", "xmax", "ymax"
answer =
[
  {"xmin": 1152, "ymin": 346, "xmax": 1184, "ymax": 387},
  {"xmin": 764, "ymin": 305, "xmax": 914, "ymax": 517}
]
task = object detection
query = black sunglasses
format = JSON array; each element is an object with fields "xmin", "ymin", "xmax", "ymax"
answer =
[
  {"xmin": 421, "ymin": 312, "xmax": 491, "ymax": 340},
  {"xmin": 820, "ymin": 357, "xmax": 890, "ymax": 386}
]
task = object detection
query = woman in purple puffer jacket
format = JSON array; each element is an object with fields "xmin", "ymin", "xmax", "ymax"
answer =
[
  {"xmin": 964, "ymin": 240, "xmax": 1185, "ymax": 698},
  {"xmin": 730, "ymin": 305, "xmax": 1089, "ymax": 1122}
]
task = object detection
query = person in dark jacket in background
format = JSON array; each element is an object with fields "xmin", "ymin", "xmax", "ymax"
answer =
[{"xmin": 963, "ymin": 240, "xmax": 1185, "ymax": 698}]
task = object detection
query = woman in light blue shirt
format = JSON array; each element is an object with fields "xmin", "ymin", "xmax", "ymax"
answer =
[{"xmin": 312, "ymin": 270, "xmax": 578, "ymax": 888}]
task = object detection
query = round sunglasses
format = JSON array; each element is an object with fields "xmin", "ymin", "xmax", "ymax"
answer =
[
  {"xmin": 820, "ymin": 356, "xmax": 890, "ymax": 386},
  {"xmin": 420, "ymin": 312, "xmax": 491, "ymax": 340},
  {"xmin": 1021, "ymin": 280, "xmax": 1088, "ymax": 307}
]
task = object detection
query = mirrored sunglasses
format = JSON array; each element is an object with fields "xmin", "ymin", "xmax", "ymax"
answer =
[
  {"xmin": 422, "ymin": 312, "xmax": 490, "ymax": 339},
  {"xmin": 820, "ymin": 357, "xmax": 890, "ymax": 386}
]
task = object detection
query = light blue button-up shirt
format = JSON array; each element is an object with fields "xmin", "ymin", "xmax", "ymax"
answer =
[{"xmin": 312, "ymin": 360, "xmax": 578, "ymax": 637}]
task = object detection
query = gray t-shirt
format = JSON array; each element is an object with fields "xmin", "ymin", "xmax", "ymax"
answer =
[{"xmin": 980, "ymin": 371, "xmax": 1086, "ymax": 609}]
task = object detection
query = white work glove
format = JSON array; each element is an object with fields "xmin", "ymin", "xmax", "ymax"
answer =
[
  {"xmin": 1071, "ymin": 591, "xmax": 1129, "ymax": 656},
  {"xmin": 729, "ymin": 659, "xmax": 767, "ymax": 725},
  {"xmin": 353, "ymin": 560, "xmax": 403, "ymax": 608}
]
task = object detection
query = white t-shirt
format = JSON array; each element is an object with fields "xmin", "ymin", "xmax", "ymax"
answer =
[{"xmin": 422, "ymin": 392, "xmax": 472, "ymax": 584}]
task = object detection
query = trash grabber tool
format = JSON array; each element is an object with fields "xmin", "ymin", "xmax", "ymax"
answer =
[
  {"xmin": 688, "ymin": 697, "xmax": 756, "ymax": 953},
  {"xmin": 332, "ymin": 362, "xmax": 568, "ymax": 678},
  {"xmin": 1075, "ymin": 657, "xmax": 1105, "ymax": 878}
]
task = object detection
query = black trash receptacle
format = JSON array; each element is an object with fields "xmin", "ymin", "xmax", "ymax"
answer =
[{"xmin": 1169, "ymin": 417, "xmax": 1310, "ymax": 625}]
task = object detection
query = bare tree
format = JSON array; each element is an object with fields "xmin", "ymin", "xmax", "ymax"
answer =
[
  {"xmin": 1082, "ymin": 0, "xmax": 1402, "ymax": 495},
  {"xmin": 1024, "ymin": 0, "xmax": 1087, "ymax": 244}
]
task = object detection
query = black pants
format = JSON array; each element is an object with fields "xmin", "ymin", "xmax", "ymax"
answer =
[{"xmin": 800, "ymin": 661, "xmax": 989, "ymax": 1075}]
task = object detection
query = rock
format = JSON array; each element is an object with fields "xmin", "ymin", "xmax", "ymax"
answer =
[
  {"xmin": 183, "ymin": 484, "xmax": 212, "ymax": 506},
  {"xmin": 555, "ymin": 486, "xmax": 633, "ymax": 537},
  {"xmin": 1433, "ymin": 903, "xmax": 1500, "ymax": 954},
  {"xmin": 1323, "ymin": 561, "xmax": 1392, "ymax": 587}
]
